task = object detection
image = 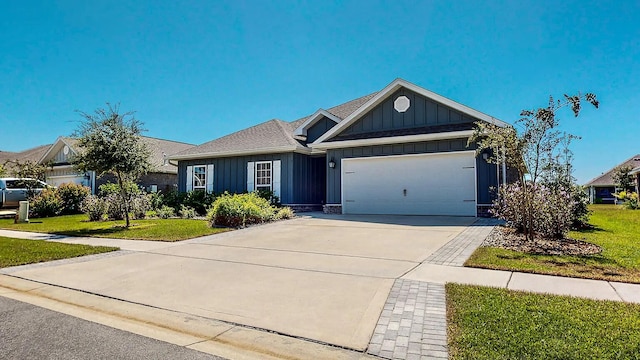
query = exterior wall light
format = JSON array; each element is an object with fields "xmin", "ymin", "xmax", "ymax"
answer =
[{"xmin": 329, "ymin": 159, "xmax": 336, "ymax": 168}]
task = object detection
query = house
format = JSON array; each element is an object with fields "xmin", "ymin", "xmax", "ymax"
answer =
[
  {"xmin": 584, "ymin": 154, "xmax": 640, "ymax": 203},
  {"xmin": 2, "ymin": 136, "xmax": 194, "ymax": 194},
  {"xmin": 170, "ymin": 79, "xmax": 511, "ymax": 217}
]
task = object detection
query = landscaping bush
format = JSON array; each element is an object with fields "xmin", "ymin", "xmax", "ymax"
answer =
[
  {"xmin": 570, "ymin": 185, "xmax": 591, "ymax": 227},
  {"xmin": 492, "ymin": 182, "xmax": 578, "ymax": 239},
  {"xmin": 130, "ymin": 193, "xmax": 151, "ymax": 219},
  {"xmin": 156, "ymin": 205, "xmax": 175, "ymax": 219},
  {"xmin": 179, "ymin": 205, "xmax": 196, "ymax": 219},
  {"xmin": 104, "ymin": 193, "xmax": 126, "ymax": 220},
  {"xmin": 183, "ymin": 191, "xmax": 216, "ymax": 215},
  {"xmin": 255, "ymin": 189, "xmax": 280, "ymax": 205},
  {"xmin": 81, "ymin": 195, "xmax": 107, "ymax": 221},
  {"xmin": 159, "ymin": 189, "xmax": 186, "ymax": 211},
  {"xmin": 207, "ymin": 192, "xmax": 275, "ymax": 228},
  {"xmin": 275, "ymin": 207, "xmax": 295, "ymax": 220},
  {"xmin": 56, "ymin": 183, "xmax": 90, "ymax": 214},
  {"xmin": 615, "ymin": 191, "xmax": 639, "ymax": 210},
  {"xmin": 30, "ymin": 188, "xmax": 63, "ymax": 217}
]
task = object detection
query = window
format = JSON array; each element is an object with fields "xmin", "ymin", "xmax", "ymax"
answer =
[
  {"xmin": 255, "ymin": 161, "xmax": 272, "ymax": 191},
  {"xmin": 193, "ymin": 165, "xmax": 206, "ymax": 191}
]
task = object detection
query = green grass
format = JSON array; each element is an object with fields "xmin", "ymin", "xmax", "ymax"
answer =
[
  {"xmin": 0, "ymin": 214, "xmax": 229, "ymax": 241},
  {"xmin": 0, "ymin": 236, "xmax": 118, "ymax": 268},
  {"xmin": 466, "ymin": 205, "xmax": 640, "ymax": 283},
  {"xmin": 447, "ymin": 284, "xmax": 640, "ymax": 360}
]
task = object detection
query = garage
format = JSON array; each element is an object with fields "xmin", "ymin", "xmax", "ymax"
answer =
[{"xmin": 341, "ymin": 151, "xmax": 477, "ymax": 216}]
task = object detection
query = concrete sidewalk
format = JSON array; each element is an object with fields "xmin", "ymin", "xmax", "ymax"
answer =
[{"xmin": 0, "ymin": 228, "xmax": 185, "ymax": 252}]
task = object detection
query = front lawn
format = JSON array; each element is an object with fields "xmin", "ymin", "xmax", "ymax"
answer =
[
  {"xmin": 466, "ymin": 205, "xmax": 640, "ymax": 283},
  {"xmin": 0, "ymin": 214, "xmax": 229, "ymax": 241},
  {"xmin": 0, "ymin": 236, "xmax": 118, "ymax": 268},
  {"xmin": 447, "ymin": 284, "xmax": 640, "ymax": 360}
]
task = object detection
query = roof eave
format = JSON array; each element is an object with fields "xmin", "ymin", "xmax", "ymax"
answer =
[
  {"xmin": 311, "ymin": 130, "xmax": 474, "ymax": 150},
  {"xmin": 168, "ymin": 145, "xmax": 310, "ymax": 161}
]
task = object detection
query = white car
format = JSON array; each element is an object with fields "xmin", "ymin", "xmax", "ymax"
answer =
[{"xmin": 0, "ymin": 178, "xmax": 50, "ymax": 208}]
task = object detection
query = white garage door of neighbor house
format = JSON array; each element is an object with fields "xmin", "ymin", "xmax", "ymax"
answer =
[
  {"xmin": 342, "ymin": 151, "xmax": 477, "ymax": 216},
  {"xmin": 48, "ymin": 175, "xmax": 85, "ymax": 187}
]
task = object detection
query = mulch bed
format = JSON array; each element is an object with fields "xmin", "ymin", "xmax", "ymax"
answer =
[{"xmin": 482, "ymin": 226, "xmax": 602, "ymax": 256}]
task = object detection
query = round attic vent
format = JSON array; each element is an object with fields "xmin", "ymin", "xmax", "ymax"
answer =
[
  {"xmin": 394, "ymin": 96, "xmax": 410, "ymax": 113},
  {"xmin": 63, "ymin": 145, "xmax": 69, "ymax": 155}
]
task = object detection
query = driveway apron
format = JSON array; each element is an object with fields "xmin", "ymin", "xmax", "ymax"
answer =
[{"xmin": 5, "ymin": 214, "xmax": 474, "ymax": 350}]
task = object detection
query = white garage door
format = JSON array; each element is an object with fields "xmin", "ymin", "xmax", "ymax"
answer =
[
  {"xmin": 47, "ymin": 175, "xmax": 86, "ymax": 188},
  {"xmin": 342, "ymin": 151, "xmax": 477, "ymax": 216}
]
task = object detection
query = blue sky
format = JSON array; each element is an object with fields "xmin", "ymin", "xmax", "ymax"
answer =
[{"xmin": 1, "ymin": 1, "xmax": 638, "ymax": 184}]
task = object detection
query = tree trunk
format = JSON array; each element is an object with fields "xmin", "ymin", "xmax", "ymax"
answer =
[{"xmin": 116, "ymin": 171, "xmax": 130, "ymax": 228}]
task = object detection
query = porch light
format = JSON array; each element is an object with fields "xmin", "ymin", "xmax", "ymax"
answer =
[{"xmin": 329, "ymin": 159, "xmax": 336, "ymax": 169}]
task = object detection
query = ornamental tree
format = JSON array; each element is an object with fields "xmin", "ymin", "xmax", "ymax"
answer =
[
  {"xmin": 612, "ymin": 165, "xmax": 635, "ymax": 193},
  {"xmin": 469, "ymin": 93, "xmax": 599, "ymax": 240},
  {"xmin": 72, "ymin": 104, "xmax": 152, "ymax": 228}
]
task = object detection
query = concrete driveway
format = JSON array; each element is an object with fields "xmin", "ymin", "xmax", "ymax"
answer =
[{"xmin": 7, "ymin": 213, "xmax": 475, "ymax": 350}]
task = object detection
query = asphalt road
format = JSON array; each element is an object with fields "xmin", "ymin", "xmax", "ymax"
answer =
[{"xmin": 0, "ymin": 296, "xmax": 224, "ymax": 360}]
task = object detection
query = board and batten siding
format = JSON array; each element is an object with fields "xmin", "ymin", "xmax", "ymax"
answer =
[
  {"xmin": 326, "ymin": 139, "xmax": 498, "ymax": 205},
  {"xmin": 306, "ymin": 117, "xmax": 338, "ymax": 143},
  {"xmin": 334, "ymin": 88, "xmax": 478, "ymax": 140},
  {"xmin": 292, "ymin": 153, "xmax": 326, "ymax": 205},
  {"xmin": 178, "ymin": 153, "xmax": 296, "ymax": 204}
]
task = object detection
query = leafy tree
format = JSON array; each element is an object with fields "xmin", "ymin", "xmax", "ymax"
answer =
[
  {"xmin": 5, "ymin": 159, "xmax": 49, "ymax": 181},
  {"xmin": 612, "ymin": 165, "xmax": 634, "ymax": 192},
  {"xmin": 0, "ymin": 163, "xmax": 6, "ymax": 177},
  {"xmin": 72, "ymin": 104, "xmax": 152, "ymax": 228},
  {"xmin": 470, "ymin": 93, "xmax": 599, "ymax": 240}
]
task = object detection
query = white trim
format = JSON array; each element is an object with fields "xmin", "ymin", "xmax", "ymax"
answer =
[
  {"xmin": 247, "ymin": 162, "xmax": 255, "ymax": 192},
  {"xmin": 272, "ymin": 160, "xmax": 281, "ymax": 198},
  {"xmin": 169, "ymin": 146, "xmax": 310, "ymax": 161},
  {"xmin": 186, "ymin": 165, "xmax": 193, "ymax": 192},
  {"xmin": 48, "ymin": 164, "xmax": 75, "ymax": 170},
  {"xmin": 313, "ymin": 78, "xmax": 508, "ymax": 145},
  {"xmin": 311, "ymin": 130, "xmax": 474, "ymax": 150},
  {"xmin": 254, "ymin": 161, "xmax": 273, "ymax": 192},
  {"xmin": 39, "ymin": 137, "xmax": 77, "ymax": 164},
  {"xmin": 192, "ymin": 164, "xmax": 207, "ymax": 190},
  {"xmin": 206, "ymin": 164, "xmax": 214, "ymax": 193},
  {"xmin": 292, "ymin": 109, "xmax": 343, "ymax": 137}
]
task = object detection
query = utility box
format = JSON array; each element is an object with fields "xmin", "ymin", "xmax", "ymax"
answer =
[{"xmin": 16, "ymin": 201, "xmax": 29, "ymax": 223}]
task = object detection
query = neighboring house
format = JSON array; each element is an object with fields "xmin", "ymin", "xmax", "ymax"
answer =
[
  {"xmin": 2, "ymin": 136, "xmax": 194, "ymax": 194},
  {"xmin": 629, "ymin": 166, "xmax": 640, "ymax": 195},
  {"xmin": 584, "ymin": 154, "xmax": 640, "ymax": 203},
  {"xmin": 170, "ymin": 78, "xmax": 511, "ymax": 217}
]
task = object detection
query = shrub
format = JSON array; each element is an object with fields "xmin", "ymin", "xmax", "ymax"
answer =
[
  {"xmin": 30, "ymin": 188, "xmax": 63, "ymax": 217},
  {"xmin": 255, "ymin": 189, "xmax": 280, "ymax": 205},
  {"xmin": 179, "ymin": 205, "xmax": 196, "ymax": 219},
  {"xmin": 275, "ymin": 207, "xmax": 295, "ymax": 220},
  {"xmin": 616, "ymin": 191, "xmax": 639, "ymax": 210},
  {"xmin": 156, "ymin": 205, "xmax": 175, "ymax": 219},
  {"xmin": 57, "ymin": 183, "xmax": 90, "ymax": 214},
  {"xmin": 104, "ymin": 193, "xmax": 126, "ymax": 220},
  {"xmin": 148, "ymin": 191, "xmax": 164, "ymax": 211},
  {"xmin": 130, "ymin": 193, "xmax": 151, "ymax": 219},
  {"xmin": 99, "ymin": 181, "xmax": 142, "ymax": 197},
  {"xmin": 569, "ymin": 185, "xmax": 591, "ymax": 228},
  {"xmin": 81, "ymin": 195, "xmax": 107, "ymax": 221},
  {"xmin": 183, "ymin": 191, "xmax": 216, "ymax": 215},
  {"xmin": 492, "ymin": 182, "xmax": 578, "ymax": 239},
  {"xmin": 207, "ymin": 192, "xmax": 275, "ymax": 228}
]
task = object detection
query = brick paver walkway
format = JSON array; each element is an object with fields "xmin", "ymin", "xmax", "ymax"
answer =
[
  {"xmin": 425, "ymin": 217, "xmax": 501, "ymax": 266},
  {"xmin": 367, "ymin": 279, "xmax": 448, "ymax": 360}
]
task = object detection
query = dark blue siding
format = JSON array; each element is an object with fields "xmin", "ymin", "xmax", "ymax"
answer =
[
  {"xmin": 177, "ymin": 153, "xmax": 294, "ymax": 204},
  {"xmin": 325, "ymin": 139, "xmax": 497, "ymax": 205},
  {"xmin": 334, "ymin": 87, "xmax": 477, "ymax": 140},
  {"xmin": 306, "ymin": 117, "xmax": 337, "ymax": 143}
]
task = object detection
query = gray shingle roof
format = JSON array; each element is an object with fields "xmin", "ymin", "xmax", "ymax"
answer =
[
  {"xmin": 0, "ymin": 144, "xmax": 52, "ymax": 164},
  {"xmin": 173, "ymin": 92, "xmax": 379, "ymax": 158},
  {"xmin": 584, "ymin": 154, "xmax": 640, "ymax": 186},
  {"xmin": 62, "ymin": 136, "xmax": 193, "ymax": 174}
]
